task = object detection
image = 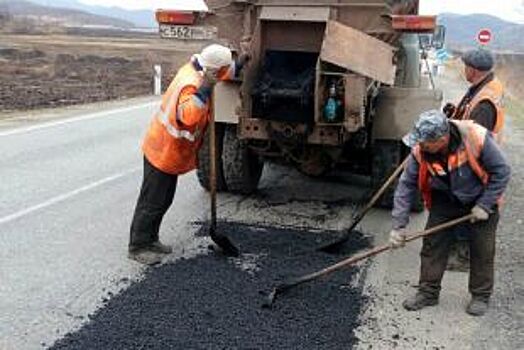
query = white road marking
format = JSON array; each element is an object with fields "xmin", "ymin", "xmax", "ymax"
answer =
[
  {"xmin": 0, "ymin": 168, "xmax": 140, "ymax": 225},
  {"xmin": 0, "ymin": 102, "xmax": 158, "ymax": 137}
]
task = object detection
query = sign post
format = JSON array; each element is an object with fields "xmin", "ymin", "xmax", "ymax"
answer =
[{"xmin": 477, "ymin": 29, "xmax": 492, "ymax": 45}]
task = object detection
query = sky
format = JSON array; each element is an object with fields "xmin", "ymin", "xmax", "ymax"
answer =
[{"xmin": 79, "ymin": 0, "xmax": 524, "ymax": 24}]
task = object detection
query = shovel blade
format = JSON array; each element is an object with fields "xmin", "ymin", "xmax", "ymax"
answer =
[
  {"xmin": 210, "ymin": 227, "xmax": 240, "ymax": 257},
  {"xmin": 316, "ymin": 232, "xmax": 351, "ymax": 253}
]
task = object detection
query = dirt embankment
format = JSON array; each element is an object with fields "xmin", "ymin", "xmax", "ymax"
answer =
[{"xmin": 0, "ymin": 33, "xmax": 203, "ymax": 112}]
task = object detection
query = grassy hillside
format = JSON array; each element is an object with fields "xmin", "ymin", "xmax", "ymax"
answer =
[
  {"xmin": 0, "ymin": 0, "xmax": 134, "ymax": 29},
  {"xmin": 439, "ymin": 13, "xmax": 524, "ymax": 52}
]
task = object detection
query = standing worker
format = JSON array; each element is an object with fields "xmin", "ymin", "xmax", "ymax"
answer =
[
  {"xmin": 389, "ymin": 110, "xmax": 510, "ymax": 316},
  {"xmin": 443, "ymin": 48, "xmax": 505, "ymax": 270},
  {"xmin": 128, "ymin": 44, "xmax": 249, "ymax": 265},
  {"xmin": 443, "ymin": 48, "xmax": 504, "ymax": 139}
]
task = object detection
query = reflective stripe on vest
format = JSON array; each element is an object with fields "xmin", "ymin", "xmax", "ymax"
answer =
[
  {"xmin": 142, "ymin": 62, "xmax": 206, "ymax": 175},
  {"xmin": 157, "ymin": 110, "xmax": 196, "ymax": 142},
  {"xmin": 155, "ymin": 63, "xmax": 203, "ymax": 142}
]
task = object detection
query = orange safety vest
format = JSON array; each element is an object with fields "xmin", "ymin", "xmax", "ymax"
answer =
[
  {"xmin": 413, "ymin": 121, "xmax": 490, "ymax": 209},
  {"xmin": 142, "ymin": 62, "xmax": 208, "ymax": 175},
  {"xmin": 454, "ymin": 78, "xmax": 505, "ymax": 143}
]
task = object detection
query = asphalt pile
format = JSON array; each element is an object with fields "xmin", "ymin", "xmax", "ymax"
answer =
[{"xmin": 50, "ymin": 222, "xmax": 371, "ymax": 350}]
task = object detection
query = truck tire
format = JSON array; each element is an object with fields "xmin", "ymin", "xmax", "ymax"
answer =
[
  {"xmin": 222, "ymin": 125, "xmax": 264, "ymax": 194},
  {"xmin": 196, "ymin": 123, "xmax": 227, "ymax": 192},
  {"xmin": 372, "ymin": 140, "xmax": 424, "ymax": 212}
]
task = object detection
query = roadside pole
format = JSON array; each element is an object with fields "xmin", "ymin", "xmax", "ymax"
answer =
[{"xmin": 154, "ymin": 65, "xmax": 162, "ymax": 95}]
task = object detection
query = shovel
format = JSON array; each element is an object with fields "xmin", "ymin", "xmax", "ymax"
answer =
[
  {"xmin": 208, "ymin": 92, "xmax": 239, "ymax": 257},
  {"xmin": 263, "ymin": 213, "xmax": 475, "ymax": 308},
  {"xmin": 317, "ymin": 156, "xmax": 409, "ymax": 253}
]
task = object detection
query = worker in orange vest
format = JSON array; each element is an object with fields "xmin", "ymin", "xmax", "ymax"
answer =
[
  {"xmin": 128, "ymin": 44, "xmax": 248, "ymax": 265},
  {"xmin": 389, "ymin": 110, "xmax": 510, "ymax": 316},
  {"xmin": 443, "ymin": 48, "xmax": 505, "ymax": 271},
  {"xmin": 443, "ymin": 48, "xmax": 504, "ymax": 140}
]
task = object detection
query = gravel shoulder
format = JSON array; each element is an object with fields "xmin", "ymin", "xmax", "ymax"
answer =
[{"xmin": 353, "ymin": 67, "xmax": 524, "ymax": 350}]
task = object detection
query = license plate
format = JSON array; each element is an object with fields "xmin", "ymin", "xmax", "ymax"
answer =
[{"xmin": 159, "ymin": 24, "xmax": 217, "ymax": 40}]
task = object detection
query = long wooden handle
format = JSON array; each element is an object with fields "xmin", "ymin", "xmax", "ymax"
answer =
[
  {"xmin": 209, "ymin": 93, "xmax": 217, "ymax": 233},
  {"xmin": 280, "ymin": 214, "xmax": 475, "ymax": 291},
  {"xmin": 351, "ymin": 155, "xmax": 409, "ymax": 230},
  {"xmin": 318, "ymin": 155, "xmax": 410, "ymax": 252}
]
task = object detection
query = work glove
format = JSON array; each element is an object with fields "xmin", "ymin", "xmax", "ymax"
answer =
[
  {"xmin": 389, "ymin": 228, "xmax": 407, "ymax": 249},
  {"xmin": 470, "ymin": 205, "xmax": 489, "ymax": 223},
  {"xmin": 443, "ymin": 102, "xmax": 456, "ymax": 118}
]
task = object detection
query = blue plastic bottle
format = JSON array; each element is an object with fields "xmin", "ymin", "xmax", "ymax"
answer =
[{"xmin": 323, "ymin": 83, "xmax": 340, "ymax": 122}]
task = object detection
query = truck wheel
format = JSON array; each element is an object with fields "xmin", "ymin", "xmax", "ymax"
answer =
[
  {"xmin": 222, "ymin": 125, "xmax": 264, "ymax": 194},
  {"xmin": 196, "ymin": 123, "xmax": 227, "ymax": 192},
  {"xmin": 372, "ymin": 140, "xmax": 424, "ymax": 212}
]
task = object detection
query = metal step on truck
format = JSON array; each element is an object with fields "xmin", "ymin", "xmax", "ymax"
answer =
[{"xmin": 155, "ymin": 0, "xmax": 445, "ymax": 208}]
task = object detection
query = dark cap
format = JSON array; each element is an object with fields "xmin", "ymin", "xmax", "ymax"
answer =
[
  {"xmin": 462, "ymin": 48, "xmax": 494, "ymax": 71},
  {"xmin": 403, "ymin": 110, "xmax": 450, "ymax": 147}
]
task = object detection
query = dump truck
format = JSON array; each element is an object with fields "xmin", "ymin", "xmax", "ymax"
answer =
[{"xmin": 155, "ymin": 0, "xmax": 444, "ymax": 207}]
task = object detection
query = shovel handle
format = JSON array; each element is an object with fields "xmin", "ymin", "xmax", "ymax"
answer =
[
  {"xmin": 353, "ymin": 155, "xmax": 410, "ymax": 226},
  {"xmin": 280, "ymin": 213, "xmax": 475, "ymax": 291},
  {"xmin": 317, "ymin": 155, "xmax": 410, "ymax": 252},
  {"xmin": 209, "ymin": 92, "xmax": 217, "ymax": 233}
]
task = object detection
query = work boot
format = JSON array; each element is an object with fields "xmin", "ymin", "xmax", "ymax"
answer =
[
  {"xmin": 466, "ymin": 297, "xmax": 489, "ymax": 316},
  {"xmin": 128, "ymin": 249, "xmax": 164, "ymax": 266},
  {"xmin": 149, "ymin": 241, "xmax": 173, "ymax": 254},
  {"xmin": 402, "ymin": 293, "xmax": 439, "ymax": 311}
]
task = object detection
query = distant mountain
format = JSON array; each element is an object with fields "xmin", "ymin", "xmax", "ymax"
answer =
[
  {"xmin": 25, "ymin": 0, "xmax": 156, "ymax": 27},
  {"xmin": 439, "ymin": 13, "xmax": 524, "ymax": 52},
  {"xmin": 0, "ymin": 0, "xmax": 135, "ymax": 28}
]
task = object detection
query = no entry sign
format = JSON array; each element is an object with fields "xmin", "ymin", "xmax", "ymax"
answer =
[{"xmin": 477, "ymin": 29, "xmax": 492, "ymax": 45}]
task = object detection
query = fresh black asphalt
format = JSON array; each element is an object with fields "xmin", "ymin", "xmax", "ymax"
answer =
[{"xmin": 51, "ymin": 222, "xmax": 371, "ymax": 350}]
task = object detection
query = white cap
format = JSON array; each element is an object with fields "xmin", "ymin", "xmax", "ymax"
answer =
[{"xmin": 196, "ymin": 44, "xmax": 232, "ymax": 70}]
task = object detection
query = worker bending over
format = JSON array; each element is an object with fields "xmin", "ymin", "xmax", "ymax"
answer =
[
  {"xmin": 389, "ymin": 110, "xmax": 510, "ymax": 316},
  {"xmin": 128, "ymin": 44, "xmax": 248, "ymax": 265}
]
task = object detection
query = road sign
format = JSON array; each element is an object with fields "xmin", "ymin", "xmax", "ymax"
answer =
[{"xmin": 477, "ymin": 29, "xmax": 492, "ymax": 45}]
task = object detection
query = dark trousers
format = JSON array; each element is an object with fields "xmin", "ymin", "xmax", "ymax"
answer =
[
  {"xmin": 129, "ymin": 157, "xmax": 178, "ymax": 251},
  {"xmin": 419, "ymin": 192, "xmax": 499, "ymax": 301}
]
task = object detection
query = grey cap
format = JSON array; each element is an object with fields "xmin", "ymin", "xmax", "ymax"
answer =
[
  {"xmin": 462, "ymin": 48, "xmax": 494, "ymax": 71},
  {"xmin": 403, "ymin": 110, "xmax": 450, "ymax": 147}
]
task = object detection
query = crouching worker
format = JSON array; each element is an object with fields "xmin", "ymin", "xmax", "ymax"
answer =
[
  {"xmin": 389, "ymin": 110, "xmax": 510, "ymax": 316},
  {"xmin": 128, "ymin": 44, "xmax": 248, "ymax": 265}
]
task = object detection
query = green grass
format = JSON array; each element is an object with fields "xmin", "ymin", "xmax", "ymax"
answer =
[{"xmin": 506, "ymin": 96, "xmax": 524, "ymax": 128}]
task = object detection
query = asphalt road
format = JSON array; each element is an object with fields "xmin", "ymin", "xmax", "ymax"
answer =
[
  {"xmin": 1, "ymin": 73, "xmax": 522, "ymax": 349},
  {"xmin": 0, "ymin": 99, "xmax": 376, "ymax": 350},
  {"xmin": 0, "ymin": 98, "xmax": 211, "ymax": 349},
  {"xmin": 0, "ymin": 97, "xmax": 377, "ymax": 350}
]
